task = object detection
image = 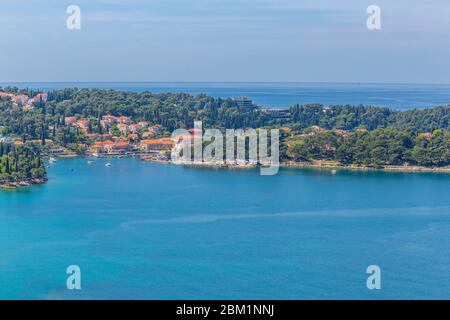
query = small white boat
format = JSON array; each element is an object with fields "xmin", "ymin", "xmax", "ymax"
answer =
[
  {"xmin": 49, "ymin": 157, "xmax": 57, "ymax": 163},
  {"xmin": 87, "ymin": 160, "xmax": 94, "ymax": 165},
  {"xmin": 331, "ymin": 169, "xmax": 337, "ymax": 175},
  {"xmin": 105, "ymin": 163, "xmax": 112, "ymax": 167},
  {"xmin": 92, "ymin": 153, "xmax": 100, "ymax": 158}
]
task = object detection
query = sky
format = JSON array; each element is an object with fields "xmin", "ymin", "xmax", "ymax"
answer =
[{"xmin": 1, "ymin": 0, "xmax": 450, "ymax": 83}]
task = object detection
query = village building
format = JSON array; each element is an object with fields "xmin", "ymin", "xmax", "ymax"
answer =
[
  {"xmin": 142, "ymin": 130, "xmax": 157, "ymax": 138},
  {"xmin": 128, "ymin": 133, "xmax": 139, "ymax": 141},
  {"xmin": 13, "ymin": 94, "xmax": 30, "ymax": 104},
  {"xmin": 34, "ymin": 93, "xmax": 48, "ymax": 102},
  {"xmin": 128, "ymin": 124, "xmax": 141, "ymax": 134},
  {"xmin": 104, "ymin": 141, "xmax": 130, "ymax": 154},
  {"xmin": 333, "ymin": 129, "xmax": 351, "ymax": 136},
  {"xmin": 140, "ymin": 138, "xmax": 174, "ymax": 152},
  {"xmin": 310, "ymin": 125, "xmax": 327, "ymax": 134},
  {"xmin": 101, "ymin": 115, "xmax": 117, "ymax": 127},
  {"xmin": 117, "ymin": 116, "xmax": 132, "ymax": 125},
  {"xmin": 117, "ymin": 124, "xmax": 129, "ymax": 135},
  {"xmin": 418, "ymin": 132, "xmax": 433, "ymax": 138},
  {"xmin": 65, "ymin": 116, "xmax": 77, "ymax": 125},
  {"xmin": 149, "ymin": 124, "xmax": 162, "ymax": 133}
]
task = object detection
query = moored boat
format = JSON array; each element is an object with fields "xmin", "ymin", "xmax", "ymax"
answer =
[{"xmin": 1, "ymin": 184, "xmax": 17, "ymax": 190}]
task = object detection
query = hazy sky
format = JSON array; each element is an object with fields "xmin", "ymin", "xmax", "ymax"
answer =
[{"xmin": 1, "ymin": 0, "xmax": 450, "ymax": 83}]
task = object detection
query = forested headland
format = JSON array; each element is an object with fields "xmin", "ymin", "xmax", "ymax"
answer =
[
  {"xmin": 0, "ymin": 87, "xmax": 449, "ymax": 176},
  {"xmin": 0, "ymin": 143, "xmax": 46, "ymax": 187}
]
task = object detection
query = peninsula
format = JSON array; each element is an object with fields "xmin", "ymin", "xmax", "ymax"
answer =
[{"xmin": 0, "ymin": 86, "xmax": 449, "ymax": 189}]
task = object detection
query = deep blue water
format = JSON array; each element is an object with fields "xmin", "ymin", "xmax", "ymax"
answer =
[
  {"xmin": 2, "ymin": 82, "xmax": 450, "ymax": 110},
  {"xmin": 1, "ymin": 158, "xmax": 450, "ymax": 299}
]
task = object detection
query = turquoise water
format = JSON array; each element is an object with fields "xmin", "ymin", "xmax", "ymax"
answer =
[
  {"xmin": 1, "ymin": 158, "xmax": 450, "ymax": 299},
  {"xmin": 3, "ymin": 82, "xmax": 450, "ymax": 109}
]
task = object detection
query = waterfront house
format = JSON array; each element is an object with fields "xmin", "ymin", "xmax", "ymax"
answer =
[
  {"xmin": 90, "ymin": 142, "xmax": 105, "ymax": 154},
  {"xmin": 140, "ymin": 138, "xmax": 174, "ymax": 152},
  {"xmin": 50, "ymin": 148, "xmax": 65, "ymax": 155}
]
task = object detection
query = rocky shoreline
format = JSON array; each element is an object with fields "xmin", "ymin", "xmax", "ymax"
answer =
[
  {"xmin": 142, "ymin": 157, "xmax": 450, "ymax": 173},
  {"xmin": 282, "ymin": 161, "xmax": 450, "ymax": 173},
  {"xmin": 0, "ymin": 178, "xmax": 47, "ymax": 189},
  {"xmin": 5, "ymin": 156, "xmax": 447, "ymax": 191},
  {"xmin": 141, "ymin": 157, "xmax": 450, "ymax": 173}
]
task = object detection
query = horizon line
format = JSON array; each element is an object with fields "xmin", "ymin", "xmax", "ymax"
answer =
[{"xmin": 2, "ymin": 81, "xmax": 450, "ymax": 86}]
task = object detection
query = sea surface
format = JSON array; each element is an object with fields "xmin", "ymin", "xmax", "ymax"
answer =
[
  {"xmin": 1, "ymin": 158, "xmax": 450, "ymax": 299},
  {"xmin": 2, "ymin": 82, "xmax": 450, "ymax": 110}
]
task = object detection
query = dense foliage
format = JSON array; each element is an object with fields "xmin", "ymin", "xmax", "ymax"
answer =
[
  {"xmin": 0, "ymin": 144, "xmax": 46, "ymax": 183},
  {"xmin": 287, "ymin": 128, "xmax": 450, "ymax": 167},
  {"xmin": 1, "ymin": 87, "xmax": 449, "ymax": 168},
  {"xmin": 289, "ymin": 104, "xmax": 450, "ymax": 132},
  {"xmin": 45, "ymin": 88, "xmax": 271, "ymax": 130},
  {"xmin": 1, "ymin": 87, "xmax": 449, "ymax": 141}
]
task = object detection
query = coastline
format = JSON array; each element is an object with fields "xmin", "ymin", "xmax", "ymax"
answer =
[
  {"xmin": 282, "ymin": 160, "xmax": 450, "ymax": 173},
  {"xmin": 4, "ymin": 154, "xmax": 449, "ymax": 191},
  {"xmin": 142, "ymin": 156, "xmax": 450, "ymax": 173}
]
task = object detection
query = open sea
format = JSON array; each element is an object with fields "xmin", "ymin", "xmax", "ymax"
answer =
[
  {"xmin": 1, "ymin": 158, "xmax": 450, "ymax": 299},
  {"xmin": 1, "ymin": 82, "xmax": 450, "ymax": 299}
]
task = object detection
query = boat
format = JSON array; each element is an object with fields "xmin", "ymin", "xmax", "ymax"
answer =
[
  {"xmin": 87, "ymin": 160, "xmax": 94, "ymax": 165},
  {"xmin": 49, "ymin": 157, "xmax": 57, "ymax": 163},
  {"xmin": 92, "ymin": 153, "xmax": 100, "ymax": 158},
  {"xmin": 331, "ymin": 169, "xmax": 337, "ymax": 175},
  {"xmin": 1, "ymin": 185, "xmax": 17, "ymax": 190},
  {"xmin": 105, "ymin": 163, "xmax": 112, "ymax": 167}
]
